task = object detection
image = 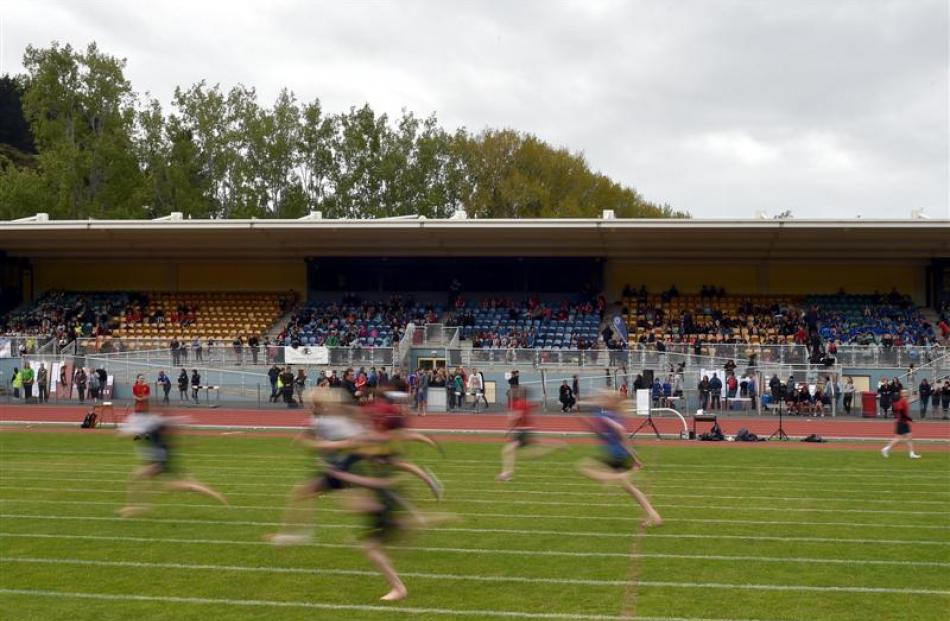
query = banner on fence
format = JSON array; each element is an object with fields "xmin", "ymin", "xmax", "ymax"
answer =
[{"xmin": 284, "ymin": 346, "xmax": 330, "ymax": 365}]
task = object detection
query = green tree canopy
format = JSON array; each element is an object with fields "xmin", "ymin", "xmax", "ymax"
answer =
[{"xmin": 0, "ymin": 40, "xmax": 688, "ymax": 220}]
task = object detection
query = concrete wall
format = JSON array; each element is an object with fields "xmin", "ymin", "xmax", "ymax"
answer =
[
  {"xmin": 605, "ymin": 260, "xmax": 927, "ymax": 304},
  {"xmin": 32, "ymin": 259, "xmax": 306, "ymax": 296}
]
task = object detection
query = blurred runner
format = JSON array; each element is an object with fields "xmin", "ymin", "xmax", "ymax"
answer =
[{"xmin": 577, "ymin": 391, "xmax": 662, "ymax": 528}]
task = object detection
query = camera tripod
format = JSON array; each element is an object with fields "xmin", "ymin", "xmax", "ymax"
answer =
[
  {"xmin": 630, "ymin": 411, "xmax": 662, "ymax": 440},
  {"xmin": 768, "ymin": 401, "xmax": 790, "ymax": 441}
]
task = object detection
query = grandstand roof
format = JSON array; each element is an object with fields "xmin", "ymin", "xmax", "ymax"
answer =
[{"xmin": 1, "ymin": 217, "xmax": 947, "ymax": 260}]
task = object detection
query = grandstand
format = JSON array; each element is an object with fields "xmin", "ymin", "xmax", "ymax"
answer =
[{"xmin": 1, "ymin": 216, "xmax": 948, "ymax": 413}]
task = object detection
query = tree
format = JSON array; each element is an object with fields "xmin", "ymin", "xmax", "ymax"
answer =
[
  {"xmin": 20, "ymin": 42, "xmax": 144, "ymax": 219},
  {"xmin": 7, "ymin": 40, "xmax": 688, "ymax": 221}
]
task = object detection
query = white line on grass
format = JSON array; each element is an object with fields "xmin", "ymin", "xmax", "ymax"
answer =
[
  {"xmin": 0, "ymin": 557, "xmax": 632, "ymax": 586},
  {"xmin": 6, "ymin": 547, "xmax": 948, "ymax": 583},
  {"xmin": 3, "ymin": 474, "xmax": 948, "ymax": 506},
  {"xmin": 5, "ymin": 449, "xmax": 949, "ymax": 477},
  {"xmin": 3, "ymin": 484, "xmax": 949, "ymax": 516},
  {"xmin": 0, "ymin": 588, "xmax": 805, "ymax": 621},
  {"xmin": 5, "ymin": 497, "xmax": 949, "ymax": 531},
  {"xmin": 3, "ymin": 518, "xmax": 949, "ymax": 546},
  {"xmin": 5, "ymin": 458, "xmax": 949, "ymax": 486}
]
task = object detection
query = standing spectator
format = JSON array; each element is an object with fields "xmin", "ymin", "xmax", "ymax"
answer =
[
  {"xmin": 843, "ymin": 377, "xmax": 855, "ymax": 415},
  {"xmin": 445, "ymin": 370, "xmax": 456, "ymax": 411},
  {"xmin": 507, "ymin": 369, "xmax": 520, "ymax": 407},
  {"xmin": 20, "ymin": 362, "xmax": 34, "ymax": 403},
  {"xmin": 177, "ymin": 369, "xmax": 188, "ymax": 401},
  {"xmin": 191, "ymin": 369, "xmax": 201, "ymax": 403},
  {"xmin": 193, "ymin": 338, "xmax": 203, "ymax": 362},
  {"xmin": 10, "ymin": 367, "xmax": 21, "ymax": 399},
  {"xmin": 934, "ymin": 382, "xmax": 945, "ymax": 418},
  {"xmin": 249, "ymin": 335, "xmax": 260, "ymax": 365},
  {"xmin": 823, "ymin": 376, "xmax": 836, "ymax": 413},
  {"xmin": 206, "ymin": 338, "xmax": 215, "ymax": 360},
  {"xmin": 280, "ymin": 366, "xmax": 296, "ymax": 406},
  {"xmin": 474, "ymin": 367, "xmax": 488, "ymax": 408},
  {"xmin": 74, "ymin": 367, "xmax": 88, "ymax": 403},
  {"xmin": 942, "ymin": 380, "xmax": 950, "ymax": 419},
  {"xmin": 59, "ymin": 364, "xmax": 69, "ymax": 398},
  {"xmin": 672, "ymin": 372, "xmax": 684, "ymax": 399},
  {"xmin": 132, "ymin": 374, "xmax": 150, "ymax": 414},
  {"xmin": 468, "ymin": 368, "xmax": 484, "ymax": 411},
  {"xmin": 918, "ymin": 379, "xmax": 931, "ymax": 419},
  {"xmin": 453, "ymin": 372, "xmax": 465, "ymax": 410},
  {"xmin": 157, "ymin": 371, "xmax": 172, "ymax": 404},
  {"xmin": 651, "ymin": 378, "xmax": 664, "ymax": 408},
  {"xmin": 559, "ymin": 380, "xmax": 576, "ymax": 412},
  {"xmin": 88, "ymin": 370, "xmax": 101, "ymax": 402},
  {"xmin": 417, "ymin": 369, "xmax": 429, "ymax": 416},
  {"xmin": 708, "ymin": 373, "xmax": 723, "ymax": 410},
  {"xmin": 878, "ymin": 380, "xmax": 892, "ymax": 417},
  {"xmin": 96, "ymin": 367, "xmax": 108, "ymax": 399},
  {"xmin": 725, "ymin": 373, "xmax": 738, "ymax": 399},
  {"xmin": 294, "ymin": 369, "xmax": 307, "ymax": 404},
  {"xmin": 268, "ymin": 365, "xmax": 281, "ymax": 403},
  {"xmin": 233, "ymin": 335, "xmax": 244, "ymax": 365},
  {"xmin": 698, "ymin": 375, "xmax": 711, "ymax": 410},
  {"xmin": 37, "ymin": 363, "xmax": 49, "ymax": 403},
  {"xmin": 572, "ymin": 374, "xmax": 580, "ymax": 403},
  {"xmin": 341, "ymin": 368, "xmax": 358, "ymax": 399},
  {"xmin": 170, "ymin": 338, "xmax": 180, "ymax": 366},
  {"xmin": 747, "ymin": 373, "xmax": 757, "ymax": 410}
]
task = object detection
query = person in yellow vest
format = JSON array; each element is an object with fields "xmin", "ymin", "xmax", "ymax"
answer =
[{"xmin": 11, "ymin": 368, "xmax": 22, "ymax": 399}]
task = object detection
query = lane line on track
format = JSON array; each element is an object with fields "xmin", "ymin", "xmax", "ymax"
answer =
[
  {"xmin": 0, "ymin": 557, "xmax": 632, "ymax": 586},
  {"xmin": 3, "ymin": 484, "xmax": 947, "ymax": 516},
  {"xmin": 3, "ymin": 474, "xmax": 947, "ymax": 506},
  {"xmin": 0, "ymin": 588, "xmax": 808, "ymax": 621},
  {"xmin": 3, "ymin": 519, "xmax": 948, "ymax": 547},
  {"xmin": 4, "ymin": 457, "xmax": 949, "ymax": 484},
  {"xmin": 4, "ymin": 497, "xmax": 948, "ymax": 531},
  {"xmin": 5, "ymin": 447, "xmax": 950, "ymax": 474}
]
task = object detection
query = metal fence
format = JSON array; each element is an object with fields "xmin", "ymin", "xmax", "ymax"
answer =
[
  {"xmin": 0, "ymin": 335, "xmax": 55, "ymax": 358},
  {"xmin": 69, "ymin": 341, "xmax": 395, "ymax": 369},
  {"xmin": 438, "ymin": 343, "xmax": 948, "ymax": 371}
]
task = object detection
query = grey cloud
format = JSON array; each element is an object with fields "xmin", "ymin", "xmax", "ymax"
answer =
[{"xmin": 3, "ymin": 0, "xmax": 947, "ymax": 217}]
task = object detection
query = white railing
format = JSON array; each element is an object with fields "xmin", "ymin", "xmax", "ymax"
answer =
[{"xmin": 69, "ymin": 340, "xmax": 395, "ymax": 369}]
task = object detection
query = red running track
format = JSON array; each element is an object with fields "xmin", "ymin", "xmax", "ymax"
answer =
[{"xmin": 2, "ymin": 404, "xmax": 949, "ymax": 440}]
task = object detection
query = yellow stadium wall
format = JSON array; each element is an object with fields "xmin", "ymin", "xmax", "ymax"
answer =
[
  {"xmin": 606, "ymin": 260, "xmax": 926, "ymax": 303},
  {"xmin": 32, "ymin": 259, "xmax": 306, "ymax": 295}
]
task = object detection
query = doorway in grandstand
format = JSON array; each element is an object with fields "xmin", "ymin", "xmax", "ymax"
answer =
[{"xmin": 417, "ymin": 357, "xmax": 446, "ymax": 370}]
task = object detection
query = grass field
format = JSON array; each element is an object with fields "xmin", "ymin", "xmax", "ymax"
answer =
[{"xmin": 1, "ymin": 430, "xmax": 948, "ymax": 620}]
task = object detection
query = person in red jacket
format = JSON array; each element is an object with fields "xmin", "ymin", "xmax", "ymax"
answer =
[{"xmin": 882, "ymin": 390, "xmax": 921, "ymax": 459}]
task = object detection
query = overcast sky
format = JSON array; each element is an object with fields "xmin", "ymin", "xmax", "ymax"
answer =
[{"xmin": 2, "ymin": 0, "xmax": 947, "ymax": 218}]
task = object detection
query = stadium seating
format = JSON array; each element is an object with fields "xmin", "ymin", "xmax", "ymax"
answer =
[
  {"xmin": 278, "ymin": 297, "xmax": 438, "ymax": 348},
  {"xmin": 446, "ymin": 297, "xmax": 604, "ymax": 350},
  {"xmin": 804, "ymin": 294, "xmax": 933, "ymax": 345},
  {"xmin": 621, "ymin": 288, "xmax": 936, "ymax": 346},
  {"xmin": 2, "ymin": 291, "xmax": 294, "ymax": 350},
  {"xmin": 112, "ymin": 292, "xmax": 293, "ymax": 344}
]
